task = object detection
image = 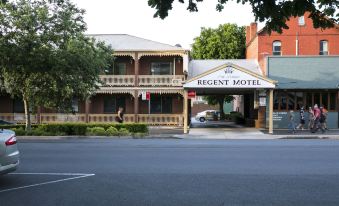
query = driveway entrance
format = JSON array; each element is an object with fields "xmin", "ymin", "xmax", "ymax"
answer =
[{"xmin": 183, "ymin": 61, "xmax": 277, "ymax": 134}]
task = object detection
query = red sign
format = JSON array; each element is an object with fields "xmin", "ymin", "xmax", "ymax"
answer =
[
  {"xmin": 146, "ymin": 92, "xmax": 151, "ymax": 100},
  {"xmin": 188, "ymin": 91, "xmax": 196, "ymax": 99}
]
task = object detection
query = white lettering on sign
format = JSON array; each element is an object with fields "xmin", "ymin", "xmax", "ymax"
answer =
[{"xmin": 184, "ymin": 65, "xmax": 275, "ymax": 89}]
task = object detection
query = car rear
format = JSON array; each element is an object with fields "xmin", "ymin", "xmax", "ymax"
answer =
[{"xmin": 0, "ymin": 129, "xmax": 20, "ymax": 175}]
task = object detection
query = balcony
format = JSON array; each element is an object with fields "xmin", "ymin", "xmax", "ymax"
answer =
[
  {"xmin": 138, "ymin": 75, "xmax": 185, "ymax": 87},
  {"xmin": 100, "ymin": 75, "xmax": 135, "ymax": 87}
]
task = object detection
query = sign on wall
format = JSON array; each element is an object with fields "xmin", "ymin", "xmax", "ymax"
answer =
[{"xmin": 184, "ymin": 65, "xmax": 276, "ymax": 89}]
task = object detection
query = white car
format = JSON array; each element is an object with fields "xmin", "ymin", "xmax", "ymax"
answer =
[
  {"xmin": 0, "ymin": 129, "xmax": 20, "ymax": 175},
  {"xmin": 195, "ymin": 110, "xmax": 220, "ymax": 122}
]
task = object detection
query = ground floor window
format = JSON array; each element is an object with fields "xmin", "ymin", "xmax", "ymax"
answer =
[
  {"xmin": 103, "ymin": 96, "xmax": 126, "ymax": 113},
  {"xmin": 273, "ymin": 90, "xmax": 337, "ymax": 111},
  {"xmin": 150, "ymin": 95, "xmax": 172, "ymax": 114},
  {"xmin": 13, "ymin": 99, "xmax": 24, "ymax": 113}
]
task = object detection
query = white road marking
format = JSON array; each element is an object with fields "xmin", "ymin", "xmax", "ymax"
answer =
[{"xmin": 0, "ymin": 173, "xmax": 95, "ymax": 193}]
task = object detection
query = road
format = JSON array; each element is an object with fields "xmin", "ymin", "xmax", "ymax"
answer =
[{"xmin": 1, "ymin": 138, "xmax": 339, "ymax": 206}]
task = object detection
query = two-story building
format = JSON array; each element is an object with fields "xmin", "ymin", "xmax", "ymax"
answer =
[
  {"xmin": 246, "ymin": 13, "xmax": 339, "ymax": 129},
  {"xmin": 0, "ymin": 34, "xmax": 189, "ymax": 126}
]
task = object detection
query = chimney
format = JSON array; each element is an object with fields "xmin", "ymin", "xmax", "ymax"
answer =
[{"xmin": 246, "ymin": 23, "xmax": 257, "ymax": 45}]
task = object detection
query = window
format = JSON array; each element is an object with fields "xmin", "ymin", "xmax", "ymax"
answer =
[
  {"xmin": 13, "ymin": 99, "xmax": 24, "ymax": 113},
  {"xmin": 274, "ymin": 91, "xmax": 337, "ymax": 111},
  {"xmin": 104, "ymin": 62, "xmax": 126, "ymax": 75},
  {"xmin": 272, "ymin": 41, "xmax": 281, "ymax": 56},
  {"xmin": 151, "ymin": 62, "xmax": 173, "ymax": 75},
  {"xmin": 150, "ymin": 95, "xmax": 172, "ymax": 114},
  {"xmin": 296, "ymin": 92, "xmax": 303, "ymax": 110},
  {"xmin": 287, "ymin": 92, "xmax": 296, "ymax": 110},
  {"xmin": 298, "ymin": 16, "xmax": 305, "ymax": 26},
  {"xmin": 71, "ymin": 98, "xmax": 79, "ymax": 113},
  {"xmin": 319, "ymin": 40, "xmax": 328, "ymax": 55},
  {"xmin": 114, "ymin": 63, "xmax": 126, "ymax": 75},
  {"xmin": 329, "ymin": 93, "xmax": 337, "ymax": 110},
  {"xmin": 103, "ymin": 96, "xmax": 125, "ymax": 113}
]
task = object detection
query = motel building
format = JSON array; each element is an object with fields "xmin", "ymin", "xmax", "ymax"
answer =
[{"xmin": 0, "ymin": 13, "xmax": 338, "ymax": 134}]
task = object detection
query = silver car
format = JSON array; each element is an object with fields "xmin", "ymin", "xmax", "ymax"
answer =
[{"xmin": 0, "ymin": 129, "xmax": 20, "ymax": 175}]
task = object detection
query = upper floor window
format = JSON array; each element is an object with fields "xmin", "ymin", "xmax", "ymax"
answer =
[
  {"xmin": 319, "ymin": 40, "xmax": 328, "ymax": 55},
  {"xmin": 151, "ymin": 62, "xmax": 173, "ymax": 75},
  {"xmin": 104, "ymin": 62, "xmax": 126, "ymax": 75},
  {"xmin": 272, "ymin": 41, "xmax": 282, "ymax": 56},
  {"xmin": 298, "ymin": 16, "xmax": 305, "ymax": 26}
]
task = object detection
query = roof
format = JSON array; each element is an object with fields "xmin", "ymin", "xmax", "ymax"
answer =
[
  {"xmin": 188, "ymin": 59, "xmax": 262, "ymax": 79},
  {"xmin": 87, "ymin": 34, "xmax": 187, "ymax": 52},
  {"xmin": 267, "ymin": 56, "xmax": 339, "ymax": 89}
]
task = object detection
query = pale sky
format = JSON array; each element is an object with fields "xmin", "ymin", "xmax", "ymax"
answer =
[{"xmin": 71, "ymin": 0, "xmax": 260, "ymax": 49}]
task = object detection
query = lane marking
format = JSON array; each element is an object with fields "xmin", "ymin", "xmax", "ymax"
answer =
[{"xmin": 0, "ymin": 173, "xmax": 95, "ymax": 193}]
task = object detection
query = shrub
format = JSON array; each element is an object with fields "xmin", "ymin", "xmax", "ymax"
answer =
[
  {"xmin": 86, "ymin": 127, "xmax": 106, "ymax": 136},
  {"xmin": 118, "ymin": 128, "xmax": 130, "ymax": 136},
  {"xmin": 106, "ymin": 127, "xmax": 119, "ymax": 136},
  {"xmin": 12, "ymin": 127, "xmax": 26, "ymax": 136},
  {"xmin": 2, "ymin": 122, "xmax": 148, "ymax": 136}
]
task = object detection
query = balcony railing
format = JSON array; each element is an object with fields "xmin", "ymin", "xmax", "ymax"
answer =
[
  {"xmin": 0, "ymin": 113, "xmax": 37, "ymax": 124},
  {"xmin": 138, "ymin": 75, "xmax": 185, "ymax": 87},
  {"xmin": 40, "ymin": 113, "xmax": 86, "ymax": 123},
  {"xmin": 0, "ymin": 113, "xmax": 183, "ymax": 126},
  {"xmin": 89, "ymin": 114, "xmax": 135, "ymax": 123},
  {"xmin": 138, "ymin": 114, "xmax": 183, "ymax": 126},
  {"xmin": 100, "ymin": 75, "xmax": 135, "ymax": 86}
]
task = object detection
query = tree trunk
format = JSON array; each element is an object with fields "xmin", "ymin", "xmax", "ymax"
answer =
[
  {"xmin": 218, "ymin": 97, "xmax": 225, "ymax": 120},
  {"xmin": 23, "ymin": 96, "xmax": 31, "ymax": 131}
]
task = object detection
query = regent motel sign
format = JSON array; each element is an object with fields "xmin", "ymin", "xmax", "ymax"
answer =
[{"xmin": 184, "ymin": 63, "xmax": 276, "ymax": 89}]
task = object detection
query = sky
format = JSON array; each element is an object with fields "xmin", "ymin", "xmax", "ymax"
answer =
[{"xmin": 71, "ymin": 0, "xmax": 261, "ymax": 49}]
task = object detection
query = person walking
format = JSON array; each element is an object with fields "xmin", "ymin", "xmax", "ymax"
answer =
[
  {"xmin": 319, "ymin": 106, "xmax": 326, "ymax": 133},
  {"xmin": 312, "ymin": 104, "xmax": 321, "ymax": 133},
  {"xmin": 288, "ymin": 110, "xmax": 296, "ymax": 134},
  {"xmin": 115, "ymin": 107, "xmax": 124, "ymax": 123},
  {"xmin": 321, "ymin": 105, "xmax": 329, "ymax": 130},
  {"xmin": 308, "ymin": 107, "xmax": 315, "ymax": 130},
  {"xmin": 297, "ymin": 106, "xmax": 305, "ymax": 130}
]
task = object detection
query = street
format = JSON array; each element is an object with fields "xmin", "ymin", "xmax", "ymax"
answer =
[{"xmin": 1, "ymin": 138, "xmax": 339, "ymax": 206}]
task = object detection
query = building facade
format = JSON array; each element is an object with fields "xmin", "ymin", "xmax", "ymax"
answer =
[
  {"xmin": 0, "ymin": 34, "xmax": 189, "ymax": 126},
  {"xmin": 246, "ymin": 12, "xmax": 339, "ymax": 75}
]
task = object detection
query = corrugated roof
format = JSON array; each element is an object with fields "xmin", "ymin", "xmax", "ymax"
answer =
[
  {"xmin": 267, "ymin": 56, "xmax": 339, "ymax": 89},
  {"xmin": 87, "ymin": 34, "xmax": 187, "ymax": 52},
  {"xmin": 188, "ymin": 59, "xmax": 262, "ymax": 79}
]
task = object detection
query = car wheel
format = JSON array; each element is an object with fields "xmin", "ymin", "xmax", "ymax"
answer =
[{"xmin": 199, "ymin": 117, "xmax": 206, "ymax": 122}]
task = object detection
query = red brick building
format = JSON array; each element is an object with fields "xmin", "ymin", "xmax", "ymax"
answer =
[{"xmin": 246, "ymin": 13, "xmax": 339, "ymax": 74}]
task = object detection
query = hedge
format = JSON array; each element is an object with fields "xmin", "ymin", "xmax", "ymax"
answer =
[{"xmin": 1, "ymin": 123, "xmax": 148, "ymax": 136}]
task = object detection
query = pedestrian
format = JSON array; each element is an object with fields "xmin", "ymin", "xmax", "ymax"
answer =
[
  {"xmin": 308, "ymin": 107, "xmax": 315, "ymax": 130},
  {"xmin": 321, "ymin": 105, "xmax": 329, "ymax": 130},
  {"xmin": 297, "ymin": 106, "xmax": 305, "ymax": 130},
  {"xmin": 115, "ymin": 107, "xmax": 124, "ymax": 123},
  {"xmin": 311, "ymin": 104, "xmax": 322, "ymax": 133},
  {"xmin": 319, "ymin": 106, "xmax": 326, "ymax": 133},
  {"xmin": 288, "ymin": 110, "xmax": 296, "ymax": 134}
]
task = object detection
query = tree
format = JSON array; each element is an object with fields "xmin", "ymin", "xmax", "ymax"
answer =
[
  {"xmin": 191, "ymin": 23, "xmax": 245, "ymax": 119},
  {"xmin": 148, "ymin": 0, "xmax": 338, "ymax": 33},
  {"xmin": 0, "ymin": 0, "xmax": 114, "ymax": 130},
  {"xmin": 191, "ymin": 23, "xmax": 245, "ymax": 59}
]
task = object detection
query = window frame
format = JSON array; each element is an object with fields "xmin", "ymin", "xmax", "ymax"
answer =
[
  {"xmin": 150, "ymin": 62, "xmax": 173, "ymax": 75},
  {"xmin": 319, "ymin": 40, "xmax": 329, "ymax": 55},
  {"xmin": 272, "ymin": 41, "xmax": 282, "ymax": 56}
]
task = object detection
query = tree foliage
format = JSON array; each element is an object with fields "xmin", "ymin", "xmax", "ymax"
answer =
[
  {"xmin": 191, "ymin": 23, "xmax": 245, "ymax": 59},
  {"xmin": 148, "ymin": 0, "xmax": 339, "ymax": 33},
  {"xmin": 0, "ymin": 0, "xmax": 114, "ymax": 130}
]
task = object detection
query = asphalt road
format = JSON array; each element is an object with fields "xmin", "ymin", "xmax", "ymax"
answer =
[{"xmin": 1, "ymin": 139, "xmax": 339, "ymax": 206}]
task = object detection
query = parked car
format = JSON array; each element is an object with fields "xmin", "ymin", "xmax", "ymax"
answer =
[
  {"xmin": 195, "ymin": 110, "xmax": 220, "ymax": 122},
  {"xmin": 0, "ymin": 129, "xmax": 20, "ymax": 175}
]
